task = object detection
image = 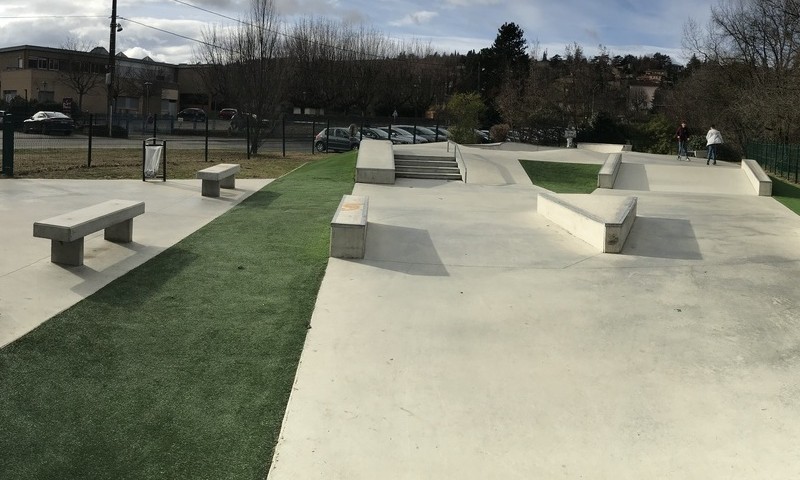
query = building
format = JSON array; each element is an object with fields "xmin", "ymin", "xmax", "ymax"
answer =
[{"xmin": 0, "ymin": 45, "xmax": 210, "ymax": 118}]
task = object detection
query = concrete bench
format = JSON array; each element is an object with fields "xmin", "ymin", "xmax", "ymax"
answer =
[
  {"xmin": 33, "ymin": 199, "xmax": 145, "ymax": 266},
  {"xmin": 537, "ymin": 192, "xmax": 637, "ymax": 253},
  {"xmin": 330, "ymin": 194, "xmax": 369, "ymax": 259},
  {"xmin": 197, "ymin": 163, "xmax": 241, "ymax": 197},
  {"xmin": 597, "ymin": 153, "xmax": 622, "ymax": 188},
  {"xmin": 355, "ymin": 139, "xmax": 394, "ymax": 184},
  {"xmin": 741, "ymin": 159, "xmax": 772, "ymax": 196}
]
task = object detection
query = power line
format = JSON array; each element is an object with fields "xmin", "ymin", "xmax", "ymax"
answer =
[
  {"xmin": 118, "ymin": 16, "xmax": 218, "ymax": 50},
  {"xmin": 0, "ymin": 15, "xmax": 106, "ymax": 19}
]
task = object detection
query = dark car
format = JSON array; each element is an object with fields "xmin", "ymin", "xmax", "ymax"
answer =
[
  {"xmin": 394, "ymin": 125, "xmax": 441, "ymax": 142},
  {"xmin": 22, "ymin": 111, "xmax": 75, "ymax": 135},
  {"xmin": 177, "ymin": 108, "xmax": 207, "ymax": 122},
  {"xmin": 315, "ymin": 127, "xmax": 360, "ymax": 152},
  {"xmin": 218, "ymin": 108, "xmax": 237, "ymax": 120},
  {"xmin": 229, "ymin": 112, "xmax": 259, "ymax": 131},
  {"xmin": 361, "ymin": 127, "xmax": 413, "ymax": 145}
]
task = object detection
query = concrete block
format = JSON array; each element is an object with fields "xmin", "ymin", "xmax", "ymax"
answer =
[
  {"xmin": 330, "ymin": 195, "xmax": 368, "ymax": 259},
  {"xmin": 537, "ymin": 192, "xmax": 637, "ymax": 253},
  {"xmin": 355, "ymin": 139, "xmax": 394, "ymax": 184},
  {"xmin": 597, "ymin": 153, "xmax": 622, "ymax": 189},
  {"xmin": 741, "ymin": 159, "xmax": 772, "ymax": 196}
]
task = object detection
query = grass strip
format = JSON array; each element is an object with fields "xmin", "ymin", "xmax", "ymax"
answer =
[
  {"xmin": 769, "ymin": 175, "xmax": 800, "ymax": 215},
  {"xmin": 0, "ymin": 151, "xmax": 357, "ymax": 479},
  {"xmin": 518, "ymin": 159, "xmax": 600, "ymax": 193}
]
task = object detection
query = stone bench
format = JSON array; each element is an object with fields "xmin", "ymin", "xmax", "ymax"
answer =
[
  {"xmin": 33, "ymin": 199, "xmax": 145, "ymax": 266},
  {"xmin": 597, "ymin": 153, "xmax": 622, "ymax": 189},
  {"xmin": 741, "ymin": 159, "xmax": 772, "ymax": 196},
  {"xmin": 197, "ymin": 163, "xmax": 241, "ymax": 197},
  {"xmin": 537, "ymin": 192, "xmax": 637, "ymax": 253},
  {"xmin": 330, "ymin": 194, "xmax": 369, "ymax": 259},
  {"xmin": 355, "ymin": 139, "xmax": 395, "ymax": 184}
]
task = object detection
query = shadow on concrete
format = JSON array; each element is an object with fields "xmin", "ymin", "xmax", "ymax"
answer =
[
  {"xmin": 614, "ymin": 163, "xmax": 651, "ymax": 191},
  {"xmin": 623, "ymin": 217, "xmax": 703, "ymax": 260},
  {"xmin": 364, "ymin": 223, "xmax": 449, "ymax": 276}
]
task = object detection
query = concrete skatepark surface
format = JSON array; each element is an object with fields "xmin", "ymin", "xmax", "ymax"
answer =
[
  {"xmin": 269, "ymin": 144, "xmax": 800, "ymax": 479},
  {"xmin": 2, "ymin": 145, "xmax": 800, "ymax": 478}
]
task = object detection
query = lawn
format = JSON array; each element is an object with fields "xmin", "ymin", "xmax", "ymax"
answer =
[
  {"xmin": 0, "ymin": 151, "xmax": 357, "ymax": 479},
  {"xmin": 518, "ymin": 159, "xmax": 600, "ymax": 193},
  {"xmin": 770, "ymin": 175, "xmax": 800, "ymax": 215},
  {"xmin": 6, "ymin": 148, "xmax": 332, "ymax": 179}
]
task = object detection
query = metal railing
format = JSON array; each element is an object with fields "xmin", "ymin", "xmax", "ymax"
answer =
[
  {"xmin": 449, "ymin": 141, "xmax": 468, "ymax": 183},
  {"xmin": 747, "ymin": 142, "xmax": 800, "ymax": 184}
]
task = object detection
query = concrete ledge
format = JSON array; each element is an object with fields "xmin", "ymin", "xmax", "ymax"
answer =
[
  {"xmin": 330, "ymin": 194, "xmax": 368, "ymax": 259},
  {"xmin": 356, "ymin": 139, "xmax": 394, "ymax": 184},
  {"xmin": 597, "ymin": 153, "xmax": 622, "ymax": 189},
  {"xmin": 741, "ymin": 159, "xmax": 772, "ymax": 196},
  {"xmin": 537, "ymin": 192, "xmax": 637, "ymax": 253},
  {"xmin": 577, "ymin": 143, "xmax": 627, "ymax": 153}
]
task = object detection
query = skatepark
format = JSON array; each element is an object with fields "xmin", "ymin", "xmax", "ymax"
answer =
[{"xmin": 2, "ymin": 142, "xmax": 800, "ymax": 478}]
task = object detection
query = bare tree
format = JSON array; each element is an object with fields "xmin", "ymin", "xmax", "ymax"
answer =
[
  {"xmin": 58, "ymin": 37, "xmax": 105, "ymax": 115},
  {"xmin": 684, "ymin": 0, "xmax": 800, "ymax": 143},
  {"xmin": 197, "ymin": 0, "xmax": 286, "ymax": 154}
]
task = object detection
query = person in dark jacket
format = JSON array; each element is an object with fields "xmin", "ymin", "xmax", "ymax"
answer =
[{"xmin": 676, "ymin": 121, "xmax": 690, "ymax": 161}]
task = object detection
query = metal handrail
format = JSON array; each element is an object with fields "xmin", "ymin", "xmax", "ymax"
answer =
[{"xmin": 450, "ymin": 141, "xmax": 468, "ymax": 183}]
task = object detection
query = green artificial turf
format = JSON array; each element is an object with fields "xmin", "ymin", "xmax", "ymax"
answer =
[
  {"xmin": 518, "ymin": 159, "xmax": 600, "ymax": 193},
  {"xmin": 0, "ymin": 152, "xmax": 357, "ymax": 479},
  {"xmin": 770, "ymin": 175, "xmax": 800, "ymax": 215}
]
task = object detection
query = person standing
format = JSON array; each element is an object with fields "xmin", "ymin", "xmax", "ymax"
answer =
[
  {"xmin": 706, "ymin": 125, "xmax": 723, "ymax": 165},
  {"xmin": 676, "ymin": 121, "xmax": 690, "ymax": 161}
]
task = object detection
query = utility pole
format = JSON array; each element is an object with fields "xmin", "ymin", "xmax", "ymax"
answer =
[{"xmin": 107, "ymin": 0, "xmax": 118, "ymax": 137}]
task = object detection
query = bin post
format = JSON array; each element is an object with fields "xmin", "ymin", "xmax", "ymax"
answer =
[{"xmin": 2, "ymin": 112, "xmax": 13, "ymax": 177}]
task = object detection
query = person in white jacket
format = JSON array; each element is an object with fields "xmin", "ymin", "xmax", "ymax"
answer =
[{"xmin": 706, "ymin": 125, "xmax": 723, "ymax": 165}]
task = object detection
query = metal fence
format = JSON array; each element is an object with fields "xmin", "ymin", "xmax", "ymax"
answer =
[
  {"xmin": 1, "ymin": 111, "xmax": 451, "ymax": 176},
  {"xmin": 746, "ymin": 142, "xmax": 800, "ymax": 184}
]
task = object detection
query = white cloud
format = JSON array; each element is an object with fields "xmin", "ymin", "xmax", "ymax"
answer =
[
  {"xmin": 443, "ymin": 0, "xmax": 501, "ymax": 6},
  {"xmin": 389, "ymin": 11, "xmax": 439, "ymax": 27}
]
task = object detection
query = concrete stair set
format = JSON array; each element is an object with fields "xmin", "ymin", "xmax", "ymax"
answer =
[{"xmin": 394, "ymin": 153, "xmax": 462, "ymax": 181}]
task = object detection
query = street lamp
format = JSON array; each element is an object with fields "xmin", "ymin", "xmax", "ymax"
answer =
[{"xmin": 144, "ymin": 81, "xmax": 152, "ymax": 117}]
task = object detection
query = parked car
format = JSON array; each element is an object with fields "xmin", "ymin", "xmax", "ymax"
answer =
[
  {"xmin": 22, "ymin": 111, "xmax": 75, "ymax": 135},
  {"xmin": 218, "ymin": 108, "xmax": 237, "ymax": 120},
  {"xmin": 360, "ymin": 127, "xmax": 413, "ymax": 145},
  {"xmin": 314, "ymin": 127, "xmax": 360, "ymax": 152},
  {"xmin": 394, "ymin": 125, "xmax": 441, "ymax": 142},
  {"xmin": 430, "ymin": 126, "xmax": 451, "ymax": 140},
  {"xmin": 475, "ymin": 129, "xmax": 491, "ymax": 143},
  {"xmin": 376, "ymin": 126, "xmax": 427, "ymax": 144},
  {"xmin": 177, "ymin": 108, "xmax": 207, "ymax": 122}
]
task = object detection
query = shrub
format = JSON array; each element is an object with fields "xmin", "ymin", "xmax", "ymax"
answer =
[
  {"xmin": 445, "ymin": 93, "xmax": 485, "ymax": 144},
  {"xmin": 490, "ymin": 123, "xmax": 510, "ymax": 142}
]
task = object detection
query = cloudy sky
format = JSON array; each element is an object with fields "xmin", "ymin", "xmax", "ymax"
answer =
[{"xmin": 0, "ymin": 0, "xmax": 717, "ymax": 65}]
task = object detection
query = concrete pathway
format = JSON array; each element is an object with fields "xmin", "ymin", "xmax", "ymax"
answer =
[
  {"xmin": 268, "ymin": 146, "xmax": 800, "ymax": 479},
  {"xmin": 0, "ymin": 178, "xmax": 271, "ymax": 347}
]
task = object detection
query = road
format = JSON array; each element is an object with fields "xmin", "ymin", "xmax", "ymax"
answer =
[{"xmin": 0, "ymin": 131, "xmax": 316, "ymax": 152}]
